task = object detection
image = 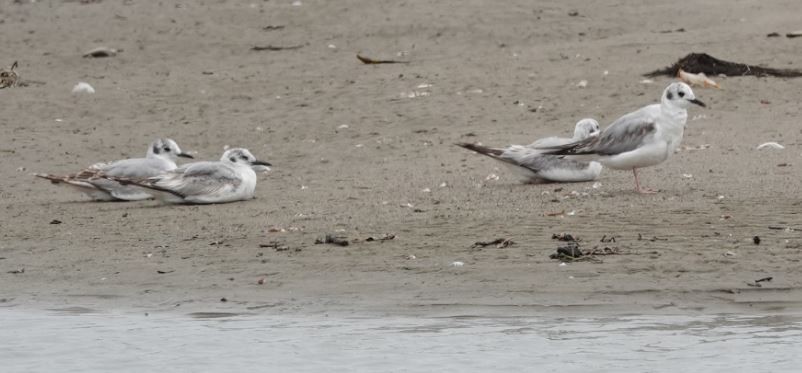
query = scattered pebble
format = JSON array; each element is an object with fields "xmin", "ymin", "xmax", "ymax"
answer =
[
  {"xmin": 640, "ymin": 79, "xmax": 654, "ymax": 84},
  {"xmin": 576, "ymin": 80, "xmax": 588, "ymax": 88},
  {"xmin": 757, "ymin": 142, "xmax": 784, "ymax": 150},
  {"xmin": 753, "ymin": 236, "xmax": 761, "ymax": 245},
  {"xmin": 83, "ymin": 46, "xmax": 120, "ymax": 58},
  {"xmin": 450, "ymin": 261, "xmax": 464, "ymax": 267},
  {"xmin": 72, "ymin": 82, "xmax": 95, "ymax": 94},
  {"xmin": 485, "ymin": 173, "xmax": 499, "ymax": 181}
]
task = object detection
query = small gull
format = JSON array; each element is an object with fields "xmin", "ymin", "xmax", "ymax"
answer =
[
  {"xmin": 112, "ymin": 148, "xmax": 271, "ymax": 204},
  {"xmin": 35, "ymin": 138, "xmax": 193, "ymax": 201},
  {"xmin": 538, "ymin": 82, "xmax": 705, "ymax": 194},
  {"xmin": 456, "ymin": 119, "xmax": 603, "ymax": 184}
]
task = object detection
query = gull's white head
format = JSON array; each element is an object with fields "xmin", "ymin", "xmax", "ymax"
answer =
[
  {"xmin": 147, "ymin": 138, "xmax": 194, "ymax": 161},
  {"xmin": 662, "ymin": 82, "xmax": 706, "ymax": 109},
  {"xmin": 221, "ymin": 148, "xmax": 272, "ymax": 171},
  {"xmin": 573, "ymin": 118, "xmax": 601, "ymax": 140}
]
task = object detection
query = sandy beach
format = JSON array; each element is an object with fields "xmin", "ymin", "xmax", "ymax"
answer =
[{"xmin": 2, "ymin": 0, "xmax": 802, "ymax": 317}]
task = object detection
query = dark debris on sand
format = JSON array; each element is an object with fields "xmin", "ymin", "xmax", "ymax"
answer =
[
  {"xmin": 549, "ymin": 233, "xmax": 623, "ymax": 262},
  {"xmin": 644, "ymin": 53, "xmax": 802, "ymax": 78}
]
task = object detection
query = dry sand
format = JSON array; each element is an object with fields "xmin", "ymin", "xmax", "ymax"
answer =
[{"xmin": 2, "ymin": 0, "xmax": 802, "ymax": 317}]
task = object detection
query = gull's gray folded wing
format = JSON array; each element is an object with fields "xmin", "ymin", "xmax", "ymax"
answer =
[{"xmin": 153, "ymin": 162, "xmax": 241, "ymax": 198}]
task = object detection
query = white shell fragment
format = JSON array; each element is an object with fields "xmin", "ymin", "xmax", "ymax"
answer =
[
  {"xmin": 72, "ymin": 82, "xmax": 95, "ymax": 94},
  {"xmin": 576, "ymin": 80, "xmax": 588, "ymax": 88},
  {"xmin": 450, "ymin": 261, "xmax": 464, "ymax": 267},
  {"xmin": 677, "ymin": 69, "xmax": 720, "ymax": 89},
  {"xmin": 756, "ymin": 142, "xmax": 784, "ymax": 150}
]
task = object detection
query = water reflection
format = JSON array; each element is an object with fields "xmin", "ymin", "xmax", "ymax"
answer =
[{"xmin": 2, "ymin": 309, "xmax": 801, "ymax": 372}]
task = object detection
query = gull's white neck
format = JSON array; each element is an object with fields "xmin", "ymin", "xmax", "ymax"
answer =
[{"xmin": 659, "ymin": 101, "xmax": 688, "ymax": 128}]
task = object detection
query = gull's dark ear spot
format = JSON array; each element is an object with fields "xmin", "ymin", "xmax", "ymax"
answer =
[
  {"xmin": 230, "ymin": 157, "xmax": 237, "ymax": 162},
  {"xmin": 667, "ymin": 92, "xmax": 673, "ymax": 100},
  {"xmin": 678, "ymin": 91, "xmax": 685, "ymax": 98},
  {"xmin": 152, "ymin": 144, "xmax": 161, "ymax": 154}
]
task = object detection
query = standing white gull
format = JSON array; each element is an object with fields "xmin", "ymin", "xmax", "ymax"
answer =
[
  {"xmin": 111, "ymin": 148, "xmax": 271, "ymax": 204},
  {"xmin": 538, "ymin": 82, "xmax": 705, "ymax": 194},
  {"xmin": 35, "ymin": 138, "xmax": 193, "ymax": 201},
  {"xmin": 457, "ymin": 119, "xmax": 603, "ymax": 184}
]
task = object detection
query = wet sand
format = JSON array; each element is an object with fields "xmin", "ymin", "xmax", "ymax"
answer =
[{"xmin": 1, "ymin": 0, "xmax": 802, "ymax": 317}]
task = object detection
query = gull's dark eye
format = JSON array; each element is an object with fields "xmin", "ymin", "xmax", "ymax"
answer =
[
  {"xmin": 230, "ymin": 157, "xmax": 237, "ymax": 162},
  {"xmin": 163, "ymin": 147, "xmax": 171, "ymax": 152},
  {"xmin": 678, "ymin": 91, "xmax": 685, "ymax": 98}
]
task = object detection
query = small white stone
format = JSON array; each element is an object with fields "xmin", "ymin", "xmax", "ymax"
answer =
[
  {"xmin": 682, "ymin": 174, "xmax": 693, "ymax": 179},
  {"xmin": 337, "ymin": 124, "xmax": 349, "ymax": 129},
  {"xmin": 640, "ymin": 79, "xmax": 654, "ymax": 84},
  {"xmin": 291, "ymin": 0, "xmax": 302, "ymax": 6},
  {"xmin": 592, "ymin": 182, "xmax": 602, "ymax": 189},
  {"xmin": 439, "ymin": 182, "xmax": 447, "ymax": 188},
  {"xmin": 756, "ymin": 142, "xmax": 784, "ymax": 150},
  {"xmin": 559, "ymin": 262, "xmax": 567, "ymax": 267},
  {"xmin": 576, "ymin": 80, "xmax": 588, "ymax": 88},
  {"xmin": 421, "ymin": 188, "xmax": 431, "ymax": 193},
  {"xmin": 451, "ymin": 261, "xmax": 464, "ymax": 267},
  {"xmin": 72, "ymin": 82, "xmax": 95, "ymax": 94}
]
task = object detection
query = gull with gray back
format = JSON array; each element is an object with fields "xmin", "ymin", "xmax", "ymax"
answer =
[{"xmin": 35, "ymin": 138, "xmax": 193, "ymax": 201}]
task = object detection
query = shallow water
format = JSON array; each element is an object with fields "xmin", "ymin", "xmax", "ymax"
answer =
[{"xmin": 2, "ymin": 309, "xmax": 801, "ymax": 372}]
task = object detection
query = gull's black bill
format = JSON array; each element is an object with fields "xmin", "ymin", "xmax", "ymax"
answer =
[
  {"xmin": 251, "ymin": 160, "xmax": 272, "ymax": 167},
  {"xmin": 688, "ymin": 98, "xmax": 706, "ymax": 108},
  {"xmin": 178, "ymin": 153, "xmax": 195, "ymax": 159}
]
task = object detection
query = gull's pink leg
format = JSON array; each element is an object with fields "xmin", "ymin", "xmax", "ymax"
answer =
[{"xmin": 633, "ymin": 168, "xmax": 658, "ymax": 194}]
